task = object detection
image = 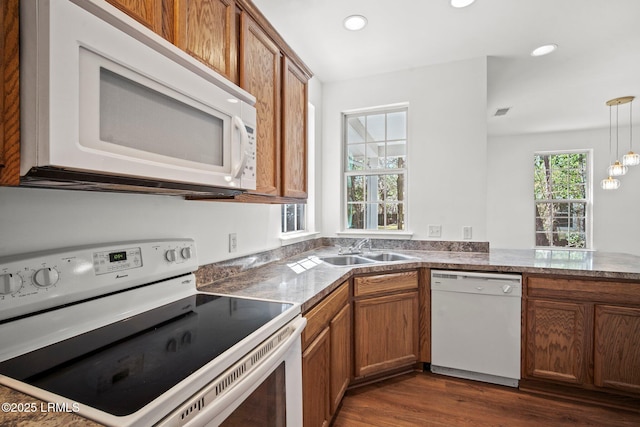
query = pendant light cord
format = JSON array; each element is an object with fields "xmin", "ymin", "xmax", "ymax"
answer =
[
  {"xmin": 616, "ymin": 103, "xmax": 620, "ymax": 158},
  {"xmin": 631, "ymin": 101, "xmax": 634, "ymax": 152},
  {"xmin": 609, "ymin": 105, "xmax": 613, "ymax": 163}
]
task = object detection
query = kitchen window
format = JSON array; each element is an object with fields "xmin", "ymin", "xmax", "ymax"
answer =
[
  {"xmin": 281, "ymin": 204, "xmax": 306, "ymax": 233},
  {"xmin": 534, "ymin": 151, "xmax": 591, "ymax": 249},
  {"xmin": 343, "ymin": 106, "xmax": 408, "ymax": 231}
]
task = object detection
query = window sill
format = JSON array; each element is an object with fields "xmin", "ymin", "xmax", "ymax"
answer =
[
  {"xmin": 280, "ymin": 231, "xmax": 320, "ymax": 246},
  {"xmin": 336, "ymin": 230, "xmax": 414, "ymax": 240}
]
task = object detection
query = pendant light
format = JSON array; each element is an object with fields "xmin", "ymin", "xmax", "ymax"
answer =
[
  {"xmin": 606, "ymin": 97, "xmax": 629, "ymax": 176},
  {"xmin": 622, "ymin": 97, "xmax": 640, "ymax": 166},
  {"xmin": 601, "ymin": 98, "xmax": 625, "ymax": 190}
]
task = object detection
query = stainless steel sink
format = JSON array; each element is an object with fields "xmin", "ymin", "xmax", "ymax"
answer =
[
  {"xmin": 320, "ymin": 255, "xmax": 376, "ymax": 266},
  {"xmin": 321, "ymin": 252, "xmax": 415, "ymax": 266},
  {"xmin": 361, "ymin": 252, "xmax": 415, "ymax": 262}
]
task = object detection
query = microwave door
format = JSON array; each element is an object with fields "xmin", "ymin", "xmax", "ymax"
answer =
[{"xmin": 72, "ymin": 46, "xmax": 243, "ymax": 188}]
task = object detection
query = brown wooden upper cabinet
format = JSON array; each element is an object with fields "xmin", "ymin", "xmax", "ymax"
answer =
[
  {"xmin": 0, "ymin": 0, "xmax": 311, "ymax": 197},
  {"xmin": 105, "ymin": 0, "xmax": 165, "ymax": 36},
  {"xmin": 240, "ymin": 13, "xmax": 281, "ymax": 196},
  {"xmin": 240, "ymin": 12, "xmax": 309, "ymax": 200},
  {"xmin": 0, "ymin": 0, "xmax": 20, "ymax": 186},
  {"xmin": 281, "ymin": 57, "xmax": 308, "ymax": 199},
  {"xmin": 174, "ymin": 0, "xmax": 239, "ymax": 84}
]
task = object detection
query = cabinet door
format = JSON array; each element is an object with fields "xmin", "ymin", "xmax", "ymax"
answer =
[
  {"xmin": 330, "ymin": 303, "xmax": 351, "ymax": 415},
  {"xmin": 525, "ymin": 299, "xmax": 591, "ymax": 385},
  {"xmin": 594, "ymin": 305, "xmax": 640, "ymax": 394},
  {"xmin": 175, "ymin": 0, "xmax": 238, "ymax": 82},
  {"xmin": 105, "ymin": 0, "xmax": 164, "ymax": 35},
  {"xmin": 302, "ymin": 327, "xmax": 330, "ymax": 427},
  {"xmin": 354, "ymin": 291, "xmax": 419, "ymax": 379},
  {"xmin": 0, "ymin": 0, "xmax": 20, "ymax": 186},
  {"xmin": 281, "ymin": 56, "xmax": 308, "ymax": 198},
  {"xmin": 240, "ymin": 13, "xmax": 281, "ymax": 196}
]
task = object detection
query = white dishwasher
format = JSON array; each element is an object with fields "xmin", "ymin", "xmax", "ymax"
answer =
[{"xmin": 431, "ymin": 270, "xmax": 522, "ymax": 387}]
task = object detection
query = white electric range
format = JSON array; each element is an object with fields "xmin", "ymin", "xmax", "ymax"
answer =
[{"xmin": 0, "ymin": 239, "xmax": 305, "ymax": 426}]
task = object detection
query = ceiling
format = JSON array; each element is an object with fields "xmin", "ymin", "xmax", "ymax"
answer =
[{"xmin": 252, "ymin": 0, "xmax": 640, "ymax": 136}]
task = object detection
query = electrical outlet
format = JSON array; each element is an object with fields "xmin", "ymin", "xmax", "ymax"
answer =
[
  {"xmin": 463, "ymin": 226, "xmax": 472, "ymax": 240},
  {"xmin": 229, "ymin": 233, "xmax": 237, "ymax": 253},
  {"xmin": 428, "ymin": 225, "xmax": 441, "ymax": 238}
]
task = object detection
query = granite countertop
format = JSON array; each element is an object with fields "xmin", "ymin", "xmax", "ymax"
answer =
[
  {"xmin": 3, "ymin": 245, "xmax": 640, "ymax": 426},
  {"xmin": 199, "ymin": 247, "xmax": 640, "ymax": 312}
]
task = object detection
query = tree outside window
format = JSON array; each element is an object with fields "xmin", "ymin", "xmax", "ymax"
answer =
[{"xmin": 534, "ymin": 152, "xmax": 590, "ymax": 248}]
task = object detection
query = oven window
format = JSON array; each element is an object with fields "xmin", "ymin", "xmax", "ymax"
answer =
[
  {"xmin": 100, "ymin": 67, "xmax": 224, "ymax": 166},
  {"xmin": 221, "ymin": 362, "xmax": 286, "ymax": 427}
]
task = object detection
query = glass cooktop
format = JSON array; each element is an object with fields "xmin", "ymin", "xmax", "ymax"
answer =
[{"xmin": 0, "ymin": 294, "xmax": 293, "ymax": 416}]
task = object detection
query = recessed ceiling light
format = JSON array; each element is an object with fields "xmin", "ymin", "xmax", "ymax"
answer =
[
  {"xmin": 531, "ymin": 44, "xmax": 558, "ymax": 57},
  {"xmin": 343, "ymin": 15, "xmax": 368, "ymax": 31},
  {"xmin": 450, "ymin": 0, "xmax": 476, "ymax": 8}
]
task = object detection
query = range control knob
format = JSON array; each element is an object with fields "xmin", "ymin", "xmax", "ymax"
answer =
[
  {"xmin": 165, "ymin": 249, "xmax": 177, "ymax": 262},
  {"xmin": 180, "ymin": 247, "xmax": 193, "ymax": 260},
  {"xmin": 0, "ymin": 273, "xmax": 23, "ymax": 295},
  {"xmin": 33, "ymin": 267, "xmax": 60, "ymax": 288}
]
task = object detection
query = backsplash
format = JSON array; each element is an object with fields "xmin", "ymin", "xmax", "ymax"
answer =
[{"xmin": 195, "ymin": 237, "xmax": 489, "ymax": 286}]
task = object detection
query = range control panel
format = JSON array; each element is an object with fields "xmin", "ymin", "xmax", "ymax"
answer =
[{"xmin": 0, "ymin": 239, "xmax": 197, "ymax": 321}]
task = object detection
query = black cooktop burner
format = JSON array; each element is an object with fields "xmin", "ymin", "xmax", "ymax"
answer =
[{"xmin": 0, "ymin": 294, "xmax": 292, "ymax": 416}]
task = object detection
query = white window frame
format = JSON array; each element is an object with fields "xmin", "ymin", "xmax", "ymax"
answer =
[
  {"xmin": 280, "ymin": 103, "xmax": 318, "ymax": 244},
  {"xmin": 533, "ymin": 149, "xmax": 593, "ymax": 250},
  {"xmin": 340, "ymin": 104, "xmax": 409, "ymax": 235}
]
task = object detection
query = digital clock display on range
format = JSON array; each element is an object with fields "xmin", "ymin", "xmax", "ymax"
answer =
[{"xmin": 109, "ymin": 251, "xmax": 127, "ymax": 263}]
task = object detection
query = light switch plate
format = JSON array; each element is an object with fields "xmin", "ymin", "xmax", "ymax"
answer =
[
  {"xmin": 428, "ymin": 225, "xmax": 441, "ymax": 238},
  {"xmin": 229, "ymin": 233, "xmax": 237, "ymax": 253},
  {"xmin": 463, "ymin": 226, "xmax": 472, "ymax": 240}
]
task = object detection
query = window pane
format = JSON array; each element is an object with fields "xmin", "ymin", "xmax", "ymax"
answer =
[
  {"xmin": 366, "ymin": 142, "xmax": 385, "ymax": 169},
  {"xmin": 285, "ymin": 204, "xmax": 295, "ymax": 232},
  {"xmin": 386, "ymin": 141, "xmax": 406, "ymax": 169},
  {"xmin": 347, "ymin": 144, "xmax": 366, "ymax": 171},
  {"xmin": 387, "ymin": 112, "xmax": 406, "ymax": 140},
  {"xmin": 366, "ymin": 114, "xmax": 385, "ymax": 142},
  {"xmin": 347, "ymin": 175, "xmax": 365, "ymax": 202},
  {"xmin": 347, "ymin": 116, "xmax": 365, "ymax": 143},
  {"xmin": 347, "ymin": 203, "xmax": 364, "ymax": 229},
  {"xmin": 296, "ymin": 204, "xmax": 305, "ymax": 231}
]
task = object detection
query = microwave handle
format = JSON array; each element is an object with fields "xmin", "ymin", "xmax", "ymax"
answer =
[{"xmin": 232, "ymin": 116, "xmax": 250, "ymax": 179}]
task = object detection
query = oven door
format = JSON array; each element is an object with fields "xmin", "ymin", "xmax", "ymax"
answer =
[{"xmin": 160, "ymin": 317, "xmax": 306, "ymax": 427}]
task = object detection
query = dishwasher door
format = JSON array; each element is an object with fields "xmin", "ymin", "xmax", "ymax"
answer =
[{"xmin": 430, "ymin": 270, "xmax": 522, "ymax": 387}]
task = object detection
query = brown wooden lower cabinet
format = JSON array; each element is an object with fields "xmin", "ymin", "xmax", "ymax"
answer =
[
  {"xmin": 594, "ymin": 305, "xmax": 640, "ymax": 394},
  {"xmin": 330, "ymin": 303, "xmax": 351, "ymax": 414},
  {"xmin": 301, "ymin": 282, "xmax": 350, "ymax": 427},
  {"xmin": 525, "ymin": 298, "xmax": 591, "ymax": 385},
  {"xmin": 353, "ymin": 271, "xmax": 419, "ymax": 380},
  {"xmin": 523, "ymin": 274, "xmax": 640, "ymax": 402},
  {"xmin": 302, "ymin": 327, "xmax": 330, "ymax": 427}
]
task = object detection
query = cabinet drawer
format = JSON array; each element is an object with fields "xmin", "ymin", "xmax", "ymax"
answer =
[
  {"xmin": 527, "ymin": 275, "xmax": 640, "ymax": 306},
  {"xmin": 354, "ymin": 271, "xmax": 418, "ymax": 298},
  {"xmin": 302, "ymin": 281, "xmax": 349, "ymax": 349}
]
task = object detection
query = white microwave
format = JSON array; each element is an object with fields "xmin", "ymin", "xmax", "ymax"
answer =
[{"xmin": 20, "ymin": 0, "xmax": 257, "ymax": 196}]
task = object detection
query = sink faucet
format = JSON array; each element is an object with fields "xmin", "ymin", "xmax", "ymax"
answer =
[{"xmin": 338, "ymin": 238, "xmax": 371, "ymax": 255}]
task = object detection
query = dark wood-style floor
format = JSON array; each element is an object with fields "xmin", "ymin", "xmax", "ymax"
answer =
[{"xmin": 332, "ymin": 372, "xmax": 640, "ymax": 427}]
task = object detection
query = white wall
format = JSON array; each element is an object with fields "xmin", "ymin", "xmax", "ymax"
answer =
[
  {"xmin": 0, "ymin": 186, "xmax": 283, "ymax": 263},
  {"xmin": 487, "ymin": 128, "xmax": 640, "ymax": 255},
  {"xmin": 321, "ymin": 57, "xmax": 488, "ymax": 241}
]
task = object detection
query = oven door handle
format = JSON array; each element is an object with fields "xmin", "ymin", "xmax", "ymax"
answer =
[{"xmin": 173, "ymin": 316, "xmax": 307, "ymax": 426}]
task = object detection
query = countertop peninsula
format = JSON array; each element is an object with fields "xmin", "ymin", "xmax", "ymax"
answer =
[
  {"xmin": 198, "ymin": 246, "xmax": 640, "ymax": 312},
  {"xmin": 3, "ymin": 244, "xmax": 640, "ymax": 426}
]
